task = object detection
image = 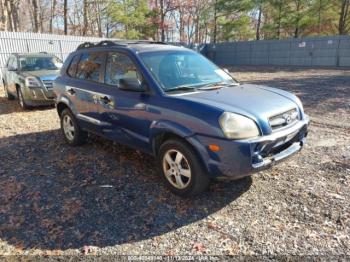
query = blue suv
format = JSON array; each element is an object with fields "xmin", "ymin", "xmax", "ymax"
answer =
[{"xmin": 53, "ymin": 41, "xmax": 309, "ymax": 196}]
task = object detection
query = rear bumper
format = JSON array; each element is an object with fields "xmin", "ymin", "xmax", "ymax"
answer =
[{"xmin": 189, "ymin": 115, "xmax": 309, "ymax": 179}]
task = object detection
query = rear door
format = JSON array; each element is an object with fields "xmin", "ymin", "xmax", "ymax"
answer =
[
  {"xmin": 94, "ymin": 51, "xmax": 153, "ymax": 151},
  {"xmin": 65, "ymin": 51, "xmax": 106, "ymax": 133}
]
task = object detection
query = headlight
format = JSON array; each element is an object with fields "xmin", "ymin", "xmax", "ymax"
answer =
[
  {"xmin": 25, "ymin": 77, "xmax": 41, "ymax": 88},
  {"xmin": 219, "ymin": 112, "xmax": 260, "ymax": 139}
]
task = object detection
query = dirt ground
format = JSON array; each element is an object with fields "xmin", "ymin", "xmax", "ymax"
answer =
[{"xmin": 0, "ymin": 67, "xmax": 349, "ymax": 256}]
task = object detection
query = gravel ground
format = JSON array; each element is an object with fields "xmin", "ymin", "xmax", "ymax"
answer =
[{"xmin": 0, "ymin": 67, "xmax": 349, "ymax": 256}]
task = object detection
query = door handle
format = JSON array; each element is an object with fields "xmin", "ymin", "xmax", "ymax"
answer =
[
  {"xmin": 67, "ymin": 88, "xmax": 76, "ymax": 95},
  {"xmin": 100, "ymin": 95, "xmax": 111, "ymax": 104}
]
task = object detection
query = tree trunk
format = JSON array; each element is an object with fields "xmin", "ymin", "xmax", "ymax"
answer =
[
  {"xmin": 0, "ymin": 0, "xmax": 4, "ymax": 30},
  {"xmin": 213, "ymin": 0, "xmax": 217, "ymax": 43},
  {"xmin": 338, "ymin": 0, "xmax": 350, "ymax": 35},
  {"xmin": 256, "ymin": 1, "xmax": 262, "ymax": 40},
  {"xmin": 50, "ymin": 0, "xmax": 56, "ymax": 33},
  {"xmin": 160, "ymin": 0, "xmax": 165, "ymax": 42},
  {"xmin": 294, "ymin": 0, "xmax": 301, "ymax": 38},
  {"xmin": 83, "ymin": 0, "xmax": 88, "ymax": 36},
  {"xmin": 317, "ymin": 0, "xmax": 322, "ymax": 34},
  {"xmin": 32, "ymin": 0, "xmax": 39, "ymax": 32},
  {"xmin": 10, "ymin": 0, "xmax": 19, "ymax": 31},
  {"xmin": 5, "ymin": 0, "xmax": 13, "ymax": 31},
  {"xmin": 64, "ymin": 0, "xmax": 68, "ymax": 35},
  {"xmin": 276, "ymin": 2, "xmax": 282, "ymax": 39}
]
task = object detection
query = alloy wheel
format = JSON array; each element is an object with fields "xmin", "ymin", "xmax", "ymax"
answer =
[
  {"xmin": 18, "ymin": 91, "xmax": 24, "ymax": 107},
  {"xmin": 162, "ymin": 149, "xmax": 191, "ymax": 189},
  {"xmin": 62, "ymin": 114, "xmax": 75, "ymax": 141}
]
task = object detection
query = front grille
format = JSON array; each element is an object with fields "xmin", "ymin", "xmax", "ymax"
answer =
[
  {"xmin": 42, "ymin": 80, "xmax": 53, "ymax": 89},
  {"xmin": 269, "ymin": 108, "xmax": 299, "ymax": 130}
]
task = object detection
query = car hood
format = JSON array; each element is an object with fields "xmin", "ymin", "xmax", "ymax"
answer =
[
  {"xmin": 176, "ymin": 84, "xmax": 300, "ymax": 131},
  {"xmin": 21, "ymin": 70, "xmax": 60, "ymax": 81}
]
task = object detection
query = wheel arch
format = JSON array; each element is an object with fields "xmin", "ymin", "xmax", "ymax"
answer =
[{"xmin": 150, "ymin": 122, "xmax": 210, "ymax": 173}]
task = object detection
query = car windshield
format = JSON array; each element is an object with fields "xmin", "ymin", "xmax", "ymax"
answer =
[
  {"xmin": 19, "ymin": 56, "xmax": 63, "ymax": 71},
  {"xmin": 139, "ymin": 50, "xmax": 237, "ymax": 92}
]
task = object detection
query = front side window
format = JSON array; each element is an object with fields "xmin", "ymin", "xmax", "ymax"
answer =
[
  {"xmin": 19, "ymin": 56, "xmax": 62, "ymax": 71},
  {"xmin": 105, "ymin": 52, "xmax": 141, "ymax": 87},
  {"xmin": 139, "ymin": 50, "xmax": 237, "ymax": 92},
  {"xmin": 76, "ymin": 52, "xmax": 104, "ymax": 82},
  {"xmin": 8, "ymin": 57, "xmax": 17, "ymax": 70},
  {"xmin": 7, "ymin": 56, "xmax": 14, "ymax": 68}
]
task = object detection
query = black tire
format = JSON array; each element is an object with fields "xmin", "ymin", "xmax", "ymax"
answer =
[
  {"xmin": 157, "ymin": 138, "xmax": 210, "ymax": 196},
  {"xmin": 3, "ymin": 81, "xmax": 15, "ymax": 100},
  {"xmin": 17, "ymin": 87, "xmax": 30, "ymax": 109},
  {"xmin": 60, "ymin": 108, "xmax": 87, "ymax": 146}
]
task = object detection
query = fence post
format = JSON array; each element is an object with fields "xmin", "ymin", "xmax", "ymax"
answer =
[
  {"xmin": 59, "ymin": 40, "xmax": 64, "ymax": 61},
  {"xmin": 26, "ymin": 39, "xmax": 30, "ymax": 53},
  {"xmin": 336, "ymin": 37, "xmax": 341, "ymax": 67}
]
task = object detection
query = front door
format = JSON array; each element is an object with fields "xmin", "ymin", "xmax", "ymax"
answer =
[{"xmin": 95, "ymin": 51, "xmax": 153, "ymax": 152}]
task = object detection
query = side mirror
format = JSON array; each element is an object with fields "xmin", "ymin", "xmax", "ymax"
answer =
[{"xmin": 119, "ymin": 78, "xmax": 146, "ymax": 92}]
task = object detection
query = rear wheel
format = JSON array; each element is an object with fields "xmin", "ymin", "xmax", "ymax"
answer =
[
  {"xmin": 3, "ymin": 81, "xmax": 14, "ymax": 100},
  {"xmin": 60, "ymin": 108, "xmax": 87, "ymax": 146},
  {"xmin": 17, "ymin": 87, "xmax": 29, "ymax": 109},
  {"xmin": 158, "ymin": 138, "xmax": 210, "ymax": 196}
]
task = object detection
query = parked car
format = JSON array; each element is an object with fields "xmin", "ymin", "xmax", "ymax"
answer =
[
  {"xmin": 53, "ymin": 41, "xmax": 309, "ymax": 196},
  {"xmin": 2, "ymin": 53, "xmax": 62, "ymax": 109}
]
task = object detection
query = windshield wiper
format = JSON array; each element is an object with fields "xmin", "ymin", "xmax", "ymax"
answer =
[
  {"xmin": 164, "ymin": 85, "xmax": 198, "ymax": 92},
  {"xmin": 198, "ymin": 81, "xmax": 239, "ymax": 90}
]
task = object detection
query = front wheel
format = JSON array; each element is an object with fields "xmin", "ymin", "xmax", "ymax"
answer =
[
  {"xmin": 60, "ymin": 109, "xmax": 87, "ymax": 146},
  {"xmin": 17, "ymin": 88, "xmax": 29, "ymax": 109},
  {"xmin": 158, "ymin": 138, "xmax": 210, "ymax": 196}
]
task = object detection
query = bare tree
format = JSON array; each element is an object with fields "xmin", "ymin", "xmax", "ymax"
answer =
[
  {"xmin": 0, "ymin": 0, "xmax": 6, "ymax": 30},
  {"xmin": 50, "ymin": 0, "xmax": 57, "ymax": 33},
  {"xmin": 64, "ymin": 0, "xmax": 68, "ymax": 34},
  {"xmin": 32, "ymin": 0, "xmax": 39, "ymax": 32},
  {"xmin": 83, "ymin": 0, "xmax": 88, "ymax": 35},
  {"xmin": 338, "ymin": 0, "xmax": 350, "ymax": 35}
]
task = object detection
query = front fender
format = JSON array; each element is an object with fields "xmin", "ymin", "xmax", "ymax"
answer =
[
  {"xmin": 149, "ymin": 120, "xmax": 194, "ymax": 153},
  {"xmin": 149, "ymin": 120, "xmax": 213, "ymax": 175}
]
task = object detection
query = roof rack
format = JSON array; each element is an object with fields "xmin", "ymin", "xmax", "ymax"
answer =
[
  {"xmin": 76, "ymin": 42, "xmax": 96, "ymax": 50},
  {"xmin": 76, "ymin": 40, "xmax": 167, "ymax": 50}
]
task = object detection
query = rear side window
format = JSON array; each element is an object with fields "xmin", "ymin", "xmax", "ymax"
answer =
[
  {"xmin": 67, "ymin": 55, "xmax": 81, "ymax": 77},
  {"xmin": 76, "ymin": 52, "xmax": 104, "ymax": 82}
]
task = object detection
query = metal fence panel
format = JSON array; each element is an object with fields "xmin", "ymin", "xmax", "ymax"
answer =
[
  {"xmin": 203, "ymin": 36, "xmax": 350, "ymax": 67},
  {"xmin": 0, "ymin": 31, "xmax": 110, "ymax": 80}
]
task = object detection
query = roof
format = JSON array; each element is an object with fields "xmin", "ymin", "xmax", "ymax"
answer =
[
  {"xmin": 14, "ymin": 52, "xmax": 57, "ymax": 58},
  {"xmin": 75, "ymin": 40, "xmax": 190, "ymax": 54}
]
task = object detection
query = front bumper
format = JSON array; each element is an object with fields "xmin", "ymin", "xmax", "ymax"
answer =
[
  {"xmin": 22, "ymin": 86, "xmax": 55, "ymax": 106},
  {"xmin": 189, "ymin": 115, "xmax": 309, "ymax": 179}
]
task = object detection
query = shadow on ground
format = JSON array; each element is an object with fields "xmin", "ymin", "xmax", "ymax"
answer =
[
  {"xmin": 0, "ymin": 129, "xmax": 252, "ymax": 250},
  {"xmin": 0, "ymin": 96, "xmax": 54, "ymax": 115}
]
